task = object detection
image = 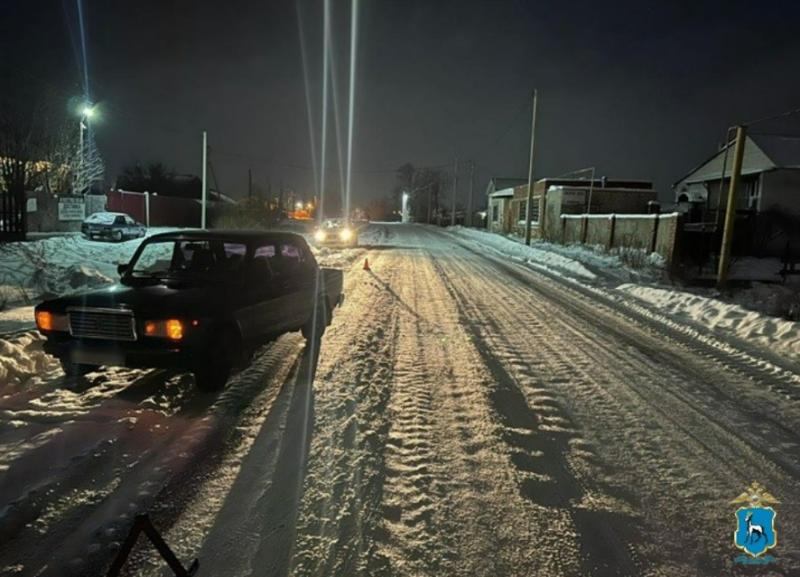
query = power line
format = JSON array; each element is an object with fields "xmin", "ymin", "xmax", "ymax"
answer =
[{"xmin": 745, "ymin": 106, "xmax": 800, "ymax": 127}]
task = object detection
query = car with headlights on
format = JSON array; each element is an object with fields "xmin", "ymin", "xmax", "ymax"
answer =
[
  {"xmin": 313, "ymin": 218, "xmax": 358, "ymax": 247},
  {"xmin": 35, "ymin": 230, "xmax": 344, "ymax": 391},
  {"xmin": 82, "ymin": 211, "xmax": 146, "ymax": 241}
]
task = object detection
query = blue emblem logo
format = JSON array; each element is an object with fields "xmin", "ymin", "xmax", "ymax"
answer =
[{"xmin": 731, "ymin": 482, "xmax": 779, "ymax": 558}]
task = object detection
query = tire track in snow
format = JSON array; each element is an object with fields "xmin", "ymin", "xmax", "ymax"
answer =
[
  {"xmin": 429, "ymin": 244, "xmax": 641, "ymax": 577},
  {"xmin": 428, "ymin": 226, "xmax": 800, "ymax": 575},
  {"xmin": 290, "ymin": 250, "xmax": 400, "ymax": 577}
]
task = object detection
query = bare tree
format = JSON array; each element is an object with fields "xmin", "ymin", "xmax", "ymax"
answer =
[
  {"xmin": 0, "ymin": 98, "xmax": 45, "ymax": 237},
  {"xmin": 72, "ymin": 127, "xmax": 105, "ymax": 195}
]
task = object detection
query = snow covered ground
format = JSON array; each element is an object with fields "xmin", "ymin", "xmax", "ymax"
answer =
[
  {"xmin": 449, "ymin": 226, "xmax": 666, "ymax": 283},
  {"xmin": 450, "ymin": 225, "xmax": 800, "ymax": 365},
  {"xmin": 1, "ymin": 223, "xmax": 798, "ymax": 576},
  {"xmin": 0, "ymin": 229, "xmax": 176, "ymax": 313}
]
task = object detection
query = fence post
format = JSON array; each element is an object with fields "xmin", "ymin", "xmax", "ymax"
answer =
[
  {"xmin": 560, "ymin": 215, "xmax": 567, "ymax": 245},
  {"xmin": 608, "ymin": 214, "xmax": 616, "ymax": 249},
  {"xmin": 581, "ymin": 216, "xmax": 588, "ymax": 245},
  {"xmin": 650, "ymin": 213, "xmax": 660, "ymax": 254}
]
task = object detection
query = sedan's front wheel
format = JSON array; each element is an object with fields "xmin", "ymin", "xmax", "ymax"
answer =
[
  {"xmin": 193, "ymin": 328, "xmax": 238, "ymax": 392},
  {"xmin": 60, "ymin": 360, "xmax": 99, "ymax": 377}
]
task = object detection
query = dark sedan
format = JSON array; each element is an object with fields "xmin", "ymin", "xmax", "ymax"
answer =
[
  {"xmin": 35, "ymin": 230, "xmax": 344, "ymax": 390},
  {"xmin": 82, "ymin": 212, "xmax": 146, "ymax": 241}
]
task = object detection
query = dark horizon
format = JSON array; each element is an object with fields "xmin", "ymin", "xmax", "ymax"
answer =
[{"xmin": 3, "ymin": 0, "xmax": 800, "ymax": 208}]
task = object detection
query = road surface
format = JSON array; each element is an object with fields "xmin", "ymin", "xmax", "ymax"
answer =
[{"xmin": 1, "ymin": 223, "xmax": 798, "ymax": 577}]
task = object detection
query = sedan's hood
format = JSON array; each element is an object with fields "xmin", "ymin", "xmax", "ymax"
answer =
[{"xmin": 42, "ymin": 283, "xmax": 232, "ymax": 317}]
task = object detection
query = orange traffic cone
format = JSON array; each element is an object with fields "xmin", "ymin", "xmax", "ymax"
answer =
[{"xmin": 363, "ymin": 258, "xmax": 371, "ymax": 271}]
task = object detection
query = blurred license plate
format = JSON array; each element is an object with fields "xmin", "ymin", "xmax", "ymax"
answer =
[{"xmin": 70, "ymin": 348, "xmax": 124, "ymax": 366}]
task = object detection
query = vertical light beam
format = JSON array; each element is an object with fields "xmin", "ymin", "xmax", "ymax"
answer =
[
  {"xmin": 296, "ymin": 0, "xmax": 319, "ymax": 203},
  {"xmin": 319, "ymin": 0, "xmax": 331, "ymax": 224},
  {"xmin": 76, "ymin": 0, "xmax": 91, "ymax": 100},
  {"xmin": 345, "ymin": 0, "xmax": 359, "ymax": 223}
]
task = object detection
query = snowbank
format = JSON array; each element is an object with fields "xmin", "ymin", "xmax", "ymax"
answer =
[
  {"xmin": 618, "ymin": 284, "xmax": 800, "ymax": 360},
  {"xmin": 449, "ymin": 226, "xmax": 664, "ymax": 283},
  {"xmin": 0, "ymin": 331, "xmax": 61, "ymax": 387},
  {"xmin": 0, "ymin": 229, "xmax": 175, "ymax": 310}
]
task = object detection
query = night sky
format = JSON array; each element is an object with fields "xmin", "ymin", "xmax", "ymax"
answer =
[{"xmin": 3, "ymin": 0, "xmax": 800, "ymax": 208}]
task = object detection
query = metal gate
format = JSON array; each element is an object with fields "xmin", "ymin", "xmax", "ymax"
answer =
[{"xmin": 0, "ymin": 187, "xmax": 26, "ymax": 242}]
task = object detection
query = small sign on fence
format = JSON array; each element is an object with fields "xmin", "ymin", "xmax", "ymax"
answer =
[{"xmin": 58, "ymin": 196, "xmax": 85, "ymax": 221}]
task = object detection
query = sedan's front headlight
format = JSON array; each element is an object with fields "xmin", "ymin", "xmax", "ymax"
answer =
[
  {"xmin": 339, "ymin": 228, "xmax": 352, "ymax": 241},
  {"xmin": 35, "ymin": 310, "xmax": 69, "ymax": 332},
  {"xmin": 144, "ymin": 319, "xmax": 185, "ymax": 341},
  {"xmin": 314, "ymin": 230, "xmax": 327, "ymax": 242}
]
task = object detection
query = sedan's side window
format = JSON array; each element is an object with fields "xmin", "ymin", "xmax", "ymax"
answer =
[
  {"xmin": 249, "ymin": 243, "xmax": 277, "ymax": 287},
  {"xmin": 125, "ymin": 216, "xmax": 136, "ymax": 225},
  {"xmin": 114, "ymin": 216, "xmax": 126, "ymax": 225},
  {"xmin": 276, "ymin": 242, "xmax": 309, "ymax": 277}
]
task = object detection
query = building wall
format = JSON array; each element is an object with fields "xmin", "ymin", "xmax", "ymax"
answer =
[
  {"xmin": 761, "ymin": 169, "xmax": 800, "ymax": 215},
  {"xmin": 107, "ymin": 189, "xmax": 202, "ymax": 227},
  {"xmin": 25, "ymin": 192, "xmax": 107, "ymax": 233},
  {"xmin": 488, "ymin": 196, "xmax": 513, "ymax": 234},
  {"xmin": 543, "ymin": 186, "xmax": 656, "ymax": 242}
]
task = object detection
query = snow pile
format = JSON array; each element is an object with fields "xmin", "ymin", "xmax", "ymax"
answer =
[
  {"xmin": 0, "ymin": 306, "xmax": 35, "ymax": 333},
  {"xmin": 618, "ymin": 283, "xmax": 800, "ymax": 359},
  {"xmin": 0, "ymin": 331, "xmax": 60, "ymax": 387},
  {"xmin": 449, "ymin": 226, "xmax": 666, "ymax": 282},
  {"xmin": 0, "ymin": 229, "xmax": 174, "ymax": 309}
]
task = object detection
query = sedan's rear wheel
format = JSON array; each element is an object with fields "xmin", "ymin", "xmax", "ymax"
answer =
[{"xmin": 302, "ymin": 300, "xmax": 329, "ymax": 343}]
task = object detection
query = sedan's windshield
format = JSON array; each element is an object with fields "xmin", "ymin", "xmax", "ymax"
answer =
[{"xmin": 129, "ymin": 239, "xmax": 247, "ymax": 279}]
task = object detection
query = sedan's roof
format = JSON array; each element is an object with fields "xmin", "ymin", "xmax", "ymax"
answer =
[{"xmin": 145, "ymin": 229, "xmax": 307, "ymax": 244}]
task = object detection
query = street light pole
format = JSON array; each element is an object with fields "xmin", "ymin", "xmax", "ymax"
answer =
[
  {"xmin": 78, "ymin": 104, "xmax": 94, "ymax": 194},
  {"xmin": 524, "ymin": 89, "xmax": 539, "ymax": 245},
  {"xmin": 467, "ymin": 160, "xmax": 475, "ymax": 227},
  {"xmin": 201, "ymin": 131, "xmax": 208, "ymax": 229},
  {"xmin": 451, "ymin": 157, "xmax": 458, "ymax": 226}
]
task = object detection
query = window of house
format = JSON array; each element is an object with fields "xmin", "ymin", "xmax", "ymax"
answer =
[
  {"xmin": 518, "ymin": 200, "xmax": 527, "ymax": 222},
  {"xmin": 529, "ymin": 197, "xmax": 540, "ymax": 223},
  {"xmin": 492, "ymin": 204, "xmax": 499, "ymax": 222},
  {"xmin": 745, "ymin": 178, "xmax": 760, "ymax": 211}
]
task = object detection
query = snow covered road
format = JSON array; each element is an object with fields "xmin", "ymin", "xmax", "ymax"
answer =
[{"xmin": 1, "ymin": 223, "xmax": 799, "ymax": 576}]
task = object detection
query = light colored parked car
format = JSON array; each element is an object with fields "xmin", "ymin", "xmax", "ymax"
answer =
[{"xmin": 82, "ymin": 212, "xmax": 146, "ymax": 242}]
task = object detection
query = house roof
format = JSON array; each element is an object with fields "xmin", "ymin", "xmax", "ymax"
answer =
[
  {"xmin": 751, "ymin": 133, "xmax": 800, "ymax": 168},
  {"xmin": 486, "ymin": 177, "xmax": 527, "ymax": 196},
  {"xmin": 674, "ymin": 133, "xmax": 800, "ymax": 188}
]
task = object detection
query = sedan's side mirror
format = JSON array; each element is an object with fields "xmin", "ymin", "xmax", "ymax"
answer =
[{"xmin": 117, "ymin": 263, "xmax": 129, "ymax": 276}]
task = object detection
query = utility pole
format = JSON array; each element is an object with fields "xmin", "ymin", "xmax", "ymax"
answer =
[
  {"xmin": 451, "ymin": 157, "xmax": 458, "ymax": 226},
  {"xmin": 524, "ymin": 89, "xmax": 539, "ymax": 245},
  {"xmin": 466, "ymin": 160, "xmax": 475, "ymax": 227},
  {"xmin": 248, "ymin": 168, "xmax": 253, "ymax": 200},
  {"xmin": 427, "ymin": 186, "xmax": 433, "ymax": 224},
  {"xmin": 201, "ymin": 130, "xmax": 208, "ymax": 229},
  {"xmin": 717, "ymin": 125, "xmax": 747, "ymax": 288}
]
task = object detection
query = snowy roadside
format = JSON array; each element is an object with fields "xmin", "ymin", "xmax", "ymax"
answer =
[
  {"xmin": 448, "ymin": 226, "xmax": 665, "ymax": 283},
  {"xmin": 447, "ymin": 225, "xmax": 800, "ymax": 363},
  {"xmin": 0, "ymin": 228, "xmax": 179, "ymax": 314}
]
